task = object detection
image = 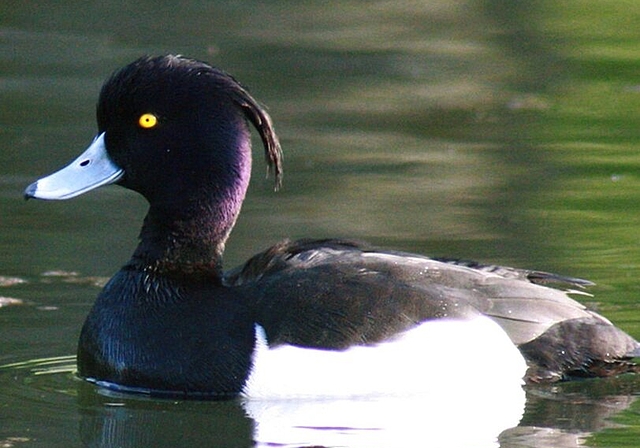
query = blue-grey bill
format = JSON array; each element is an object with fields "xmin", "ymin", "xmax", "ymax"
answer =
[{"xmin": 24, "ymin": 133, "xmax": 123, "ymax": 200}]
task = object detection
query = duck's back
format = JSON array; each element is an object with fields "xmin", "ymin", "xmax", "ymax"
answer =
[{"xmin": 226, "ymin": 238, "xmax": 640, "ymax": 383}]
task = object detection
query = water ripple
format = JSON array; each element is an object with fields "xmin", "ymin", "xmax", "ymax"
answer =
[{"xmin": 0, "ymin": 355, "xmax": 78, "ymax": 396}]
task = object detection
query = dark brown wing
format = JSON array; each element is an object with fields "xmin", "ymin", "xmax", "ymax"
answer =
[{"xmin": 225, "ymin": 238, "xmax": 639, "ymax": 381}]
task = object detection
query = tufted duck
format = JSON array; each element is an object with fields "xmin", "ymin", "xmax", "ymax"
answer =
[{"xmin": 24, "ymin": 55, "xmax": 640, "ymax": 398}]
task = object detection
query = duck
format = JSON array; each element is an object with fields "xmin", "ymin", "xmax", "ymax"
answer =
[{"xmin": 24, "ymin": 55, "xmax": 640, "ymax": 399}]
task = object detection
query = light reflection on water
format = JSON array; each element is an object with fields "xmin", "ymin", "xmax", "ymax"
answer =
[{"xmin": 1, "ymin": 356, "xmax": 638, "ymax": 447}]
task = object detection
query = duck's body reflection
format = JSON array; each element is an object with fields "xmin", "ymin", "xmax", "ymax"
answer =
[
  {"xmin": 80, "ymin": 386, "xmax": 525, "ymax": 448},
  {"xmin": 244, "ymin": 387, "xmax": 525, "ymax": 447},
  {"xmin": 79, "ymin": 378, "xmax": 640, "ymax": 448}
]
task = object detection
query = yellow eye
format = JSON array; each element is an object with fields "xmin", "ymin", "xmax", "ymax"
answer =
[{"xmin": 138, "ymin": 113, "xmax": 158, "ymax": 129}]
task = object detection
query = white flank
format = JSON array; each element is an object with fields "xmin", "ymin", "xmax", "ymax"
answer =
[
  {"xmin": 243, "ymin": 316, "xmax": 526, "ymax": 399},
  {"xmin": 242, "ymin": 317, "xmax": 527, "ymax": 447}
]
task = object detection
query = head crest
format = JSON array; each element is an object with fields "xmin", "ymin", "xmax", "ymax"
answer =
[{"xmin": 230, "ymin": 87, "xmax": 283, "ymax": 191}]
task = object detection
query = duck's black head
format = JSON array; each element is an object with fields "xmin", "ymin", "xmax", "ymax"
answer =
[
  {"xmin": 97, "ymin": 56, "xmax": 281, "ymax": 207},
  {"xmin": 25, "ymin": 55, "xmax": 283, "ymax": 277}
]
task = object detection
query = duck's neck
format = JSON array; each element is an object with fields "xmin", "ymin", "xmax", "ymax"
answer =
[
  {"xmin": 131, "ymin": 210, "xmax": 228, "ymax": 282},
  {"xmin": 131, "ymin": 151, "xmax": 251, "ymax": 283}
]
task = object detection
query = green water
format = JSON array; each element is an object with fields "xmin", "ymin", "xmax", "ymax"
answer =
[{"xmin": 1, "ymin": 0, "xmax": 640, "ymax": 446}]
